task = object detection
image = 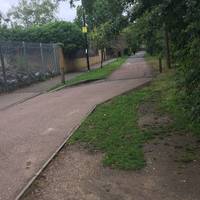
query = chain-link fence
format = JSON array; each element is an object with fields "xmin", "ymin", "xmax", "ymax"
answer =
[{"xmin": 0, "ymin": 41, "xmax": 61, "ymax": 92}]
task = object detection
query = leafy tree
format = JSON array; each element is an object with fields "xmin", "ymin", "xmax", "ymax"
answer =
[
  {"xmin": 123, "ymin": 24, "xmax": 140, "ymax": 54},
  {"xmin": 73, "ymin": 0, "xmax": 129, "ymax": 62},
  {"xmin": 73, "ymin": 0, "xmax": 128, "ymax": 33},
  {"xmin": 0, "ymin": 12, "xmax": 11, "ymax": 27},
  {"xmin": 7, "ymin": 0, "xmax": 58, "ymax": 27},
  {"xmin": 0, "ymin": 12, "xmax": 4, "ymax": 26},
  {"xmin": 90, "ymin": 22, "xmax": 113, "ymax": 67}
]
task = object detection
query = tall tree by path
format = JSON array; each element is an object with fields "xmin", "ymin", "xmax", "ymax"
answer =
[{"xmin": 7, "ymin": 0, "xmax": 58, "ymax": 27}]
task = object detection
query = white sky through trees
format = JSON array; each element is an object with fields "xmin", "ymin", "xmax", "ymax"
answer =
[{"xmin": 0, "ymin": 0, "xmax": 79, "ymax": 22}]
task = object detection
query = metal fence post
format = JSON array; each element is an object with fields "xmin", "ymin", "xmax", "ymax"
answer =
[
  {"xmin": 0, "ymin": 45, "xmax": 8, "ymax": 91},
  {"xmin": 40, "ymin": 43, "xmax": 45, "ymax": 72},
  {"xmin": 52, "ymin": 44, "xmax": 58, "ymax": 74},
  {"xmin": 58, "ymin": 47, "xmax": 65, "ymax": 84},
  {"xmin": 22, "ymin": 41, "xmax": 30, "ymax": 76}
]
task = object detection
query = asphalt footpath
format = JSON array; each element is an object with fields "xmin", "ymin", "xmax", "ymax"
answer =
[{"xmin": 0, "ymin": 52, "xmax": 152, "ymax": 200}]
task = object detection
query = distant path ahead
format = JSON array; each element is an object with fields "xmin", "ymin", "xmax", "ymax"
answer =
[{"xmin": 0, "ymin": 52, "xmax": 152, "ymax": 200}]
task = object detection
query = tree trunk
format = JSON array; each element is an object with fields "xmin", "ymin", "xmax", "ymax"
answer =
[
  {"xmin": 103, "ymin": 49, "xmax": 106, "ymax": 61},
  {"xmin": 165, "ymin": 25, "xmax": 171, "ymax": 69},
  {"xmin": 82, "ymin": 3, "xmax": 90, "ymax": 71}
]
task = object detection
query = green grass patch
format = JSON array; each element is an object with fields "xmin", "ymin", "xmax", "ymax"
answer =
[
  {"xmin": 49, "ymin": 57, "xmax": 127, "ymax": 91},
  {"xmin": 68, "ymin": 56, "xmax": 200, "ymax": 170},
  {"xmin": 69, "ymin": 88, "xmax": 152, "ymax": 170}
]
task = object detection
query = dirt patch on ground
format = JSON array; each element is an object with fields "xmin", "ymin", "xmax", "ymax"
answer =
[
  {"xmin": 22, "ymin": 138, "xmax": 200, "ymax": 200},
  {"xmin": 138, "ymin": 100, "xmax": 172, "ymax": 130},
  {"xmin": 22, "ymin": 100, "xmax": 200, "ymax": 200}
]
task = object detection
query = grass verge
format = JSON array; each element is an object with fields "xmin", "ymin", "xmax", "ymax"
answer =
[
  {"xmin": 49, "ymin": 57, "xmax": 127, "ymax": 91},
  {"xmin": 68, "ymin": 56, "xmax": 200, "ymax": 170}
]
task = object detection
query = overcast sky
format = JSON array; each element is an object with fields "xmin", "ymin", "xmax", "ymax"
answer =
[{"xmin": 0, "ymin": 0, "xmax": 79, "ymax": 22}]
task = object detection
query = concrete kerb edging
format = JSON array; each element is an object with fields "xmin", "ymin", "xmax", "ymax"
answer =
[
  {"xmin": 15, "ymin": 79, "xmax": 152, "ymax": 200},
  {"xmin": 0, "ymin": 92, "xmax": 43, "ymax": 112},
  {"xmin": 15, "ymin": 103, "xmax": 98, "ymax": 200},
  {"xmin": 50, "ymin": 78, "xmax": 104, "ymax": 93}
]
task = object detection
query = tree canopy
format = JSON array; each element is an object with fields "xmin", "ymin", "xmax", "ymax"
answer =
[{"xmin": 7, "ymin": 0, "xmax": 58, "ymax": 27}]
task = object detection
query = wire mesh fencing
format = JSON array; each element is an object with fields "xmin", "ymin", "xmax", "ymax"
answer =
[{"xmin": 0, "ymin": 41, "xmax": 61, "ymax": 92}]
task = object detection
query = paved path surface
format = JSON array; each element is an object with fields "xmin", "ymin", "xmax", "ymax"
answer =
[
  {"xmin": 0, "ymin": 59, "xmax": 115, "ymax": 111},
  {"xmin": 0, "ymin": 53, "xmax": 152, "ymax": 200}
]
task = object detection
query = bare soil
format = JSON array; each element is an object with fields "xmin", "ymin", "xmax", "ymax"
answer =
[
  {"xmin": 22, "ymin": 139, "xmax": 200, "ymax": 200},
  {"xmin": 22, "ymin": 100, "xmax": 200, "ymax": 200}
]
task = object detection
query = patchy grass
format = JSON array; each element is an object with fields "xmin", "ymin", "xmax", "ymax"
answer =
[
  {"xmin": 144, "ymin": 54, "xmax": 167, "ymax": 72},
  {"xmin": 68, "ymin": 56, "xmax": 200, "ymax": 170},
  {"xmin": 174, "ymin": 144, "xmax": 200, "ymax": 164},
  {"xmin": 69, "ymin": 88, "xmax": 151, "ymax": 170},
  {"xmin": 179, "ymin": 150, "xmax": 199, "ymax": 163},
  {"xmin": 145, "ymin": 55, "xmax": 200, "ymax": 135},
  {"xmin": 49, "ymin": 57, "xmax": 127, "ymax": 91}
]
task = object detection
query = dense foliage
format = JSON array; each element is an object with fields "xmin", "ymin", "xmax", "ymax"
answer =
[
  {"xmin": 124, "ymin": 0, "xmax": 200, "ymax": 122},
  {"xmin": 0, "ymin": 21, "xmax": 84, "ymax": 55},
  {"xmin": 74, "ymin": 0, "xmax": 128, "ymax": 30}
]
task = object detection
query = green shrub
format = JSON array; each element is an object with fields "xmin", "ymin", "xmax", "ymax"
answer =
[{"xmin": 0, "ymin": 21, "xmax": 84, "ymax": 56}]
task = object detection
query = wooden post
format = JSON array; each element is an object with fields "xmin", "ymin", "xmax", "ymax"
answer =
[
  {"xmin": 159, "ymin": 57, "xmax": 163, "ymax": 73},
  {"xmin": 61, "ymin": 67, "xmax": 65, "ymax": 84},
  {"xmin": 58, "ymin": 47, "xmax": 65, "ymax": 84},
  {"xmin": 0, "ymin": 45, "xmax": 8, "ymax": 91},
  {"xmin": 100, "ymin": 49, "xmax": 103, "ymax": 68}
]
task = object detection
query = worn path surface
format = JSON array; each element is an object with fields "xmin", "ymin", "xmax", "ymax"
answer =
[{"xmin": 0, "ymin": 53, "xmax": 152, "ymax": 200}]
